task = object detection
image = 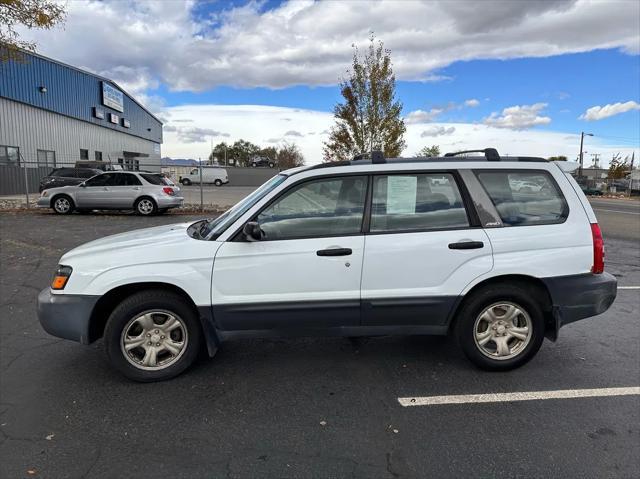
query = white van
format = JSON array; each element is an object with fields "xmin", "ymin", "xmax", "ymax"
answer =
[{"xmin": 180, "ymin": 167, "xmax": 229, "ymax": 186}]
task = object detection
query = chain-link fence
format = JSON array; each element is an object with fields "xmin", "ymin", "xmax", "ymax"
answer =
[
  {"xmin": 575, "ymin": 176, "xmax": 639, "ymax": 196},
  {"xmin": 0, "ymin": 154, "xmax": 279, "ymax": 210}
]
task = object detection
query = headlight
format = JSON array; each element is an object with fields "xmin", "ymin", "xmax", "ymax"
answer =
[{"xmin": 51, "ymin": 265, "xmax": 72, "ymax": 290}]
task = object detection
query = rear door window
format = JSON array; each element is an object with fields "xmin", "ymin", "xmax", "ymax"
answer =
[
  {"xmin": 370, "ymin": 173, "xmax": 470, "ymax": 232},
  {"xmin": 117, "ymin": 173, "xmax": 142, "ymax": 186},
  {"xmin": 53, "ymin": 168, "xmax": 75, "ymax": 177},
  {"xmin": 475, "ymin": 170, "xmax": 568, "ymax": 226}
]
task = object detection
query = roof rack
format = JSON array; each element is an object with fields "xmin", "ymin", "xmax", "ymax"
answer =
[{"xmin": 444, "ymin": 148, "xmax": 501, "ymax": 161}]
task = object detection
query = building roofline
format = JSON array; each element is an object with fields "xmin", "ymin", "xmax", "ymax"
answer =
[{"xmin": 17, "ymin": 49, "xmax": 163, "ymax": 124}]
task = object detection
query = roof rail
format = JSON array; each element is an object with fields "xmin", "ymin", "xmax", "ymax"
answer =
[
  {"xmin": 444, "ymin": 148, "xmax": 501, "ymax": 161},
  {"xmin": 352, "ymin": 150, "xmax": 386, "ymax": 163}
]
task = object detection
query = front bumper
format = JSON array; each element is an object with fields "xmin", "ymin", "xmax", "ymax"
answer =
[
  {"xmin": 36, "ymin": 196, "xmax": 51, "ymax": 208},
  {"xmin": 37, "ymin": 288, "xmax": 100, "ymax": 344},
  {"xmin": 542, "ymin": 272, "xmax": 617, "ymax": 336}
]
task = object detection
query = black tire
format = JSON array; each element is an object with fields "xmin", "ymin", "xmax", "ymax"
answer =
[
  {"xmin": 214, "ymin": 179, "xmax": 222, "ymax": 187},
  {"xmin": 181, "ymin": 178, "xmax": 192, "ymax": 186},
  {"xmin": 51, "ymin": 194, "xmax": 75, "ymax": 215},
  {"xmin": 134, "ymin": 196, "xmax": 157, "ymax": 216},
  {"xmin": 104, "ymin": 290, "xmax": 202, "ymax": 382},
  {"xmin": 454, "ymin": 283, "xmax": 545, "ymax": 371},
  {"xmin": 268, "ymin": 162, "xmax": 275, "ymax": 168}
]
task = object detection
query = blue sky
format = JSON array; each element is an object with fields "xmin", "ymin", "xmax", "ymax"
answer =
[{"xmin": 22, "ymin": 0, "xmax": 640, "ymax": 163}]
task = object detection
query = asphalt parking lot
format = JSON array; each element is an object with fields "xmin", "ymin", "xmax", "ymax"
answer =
[{"xmin": 0, "ymin": 200, "xmax": 638, "ymax": 478}]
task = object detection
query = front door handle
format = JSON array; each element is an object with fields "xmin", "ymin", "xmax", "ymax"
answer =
[
  {"xmin": 448, "ymin": 241, "xmax": 484, "ymax": 250},
  {"xmin": 317, "ymin": 248, "xmax": 352, "ymax": 257}
]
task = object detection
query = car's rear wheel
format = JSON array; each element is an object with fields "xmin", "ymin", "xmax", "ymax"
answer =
[
  {"xmin": 268, "ymin": 162, "xmax": 275, "ymax": 168},
  {"xmin": 135, "ymin": 197, "xmax": 157, "ymax": 216},
  {"xmin": 214, "ymin": 179, "xmax": 222, "ymax": 186},
  {"xmin": 104, "ymin": 290, "xmax": 202, "ymax": 382},
  {"xmin": 52, "ymin": 195, "xmax": 75, "ymax": 215},
  {"xmin": 455, "ymin": 284, "xmax": 545, "ymax": 371}
]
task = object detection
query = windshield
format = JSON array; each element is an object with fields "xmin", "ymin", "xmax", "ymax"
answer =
[{"xmin": 195, "ymin": 174, "xmax": 287, "ymax": 240}]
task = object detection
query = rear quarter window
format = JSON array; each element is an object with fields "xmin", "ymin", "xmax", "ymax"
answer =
[
  {"xmin": 140, "ymin": 174, "xmax": 167, "ymax": 185},
  {"xmin": 475, "ymin": 170, "xmax": 568, "ymax": 226}
]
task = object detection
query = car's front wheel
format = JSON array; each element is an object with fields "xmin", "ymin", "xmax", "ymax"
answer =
[
  {"xmin": 214, "ymin": 179, "xmax": 222, "ymax": 186},
  {"xmin": 181, "ymin": 178, "xmax": 192, "ymax": 186},
  {"xmin": 455, "ymin": 284, "xmax": 545, "ymax": 371},
  {"xmin": 52, "ymin": 195, "xmax": 75, "ymax": 215},
  {"xmin": 104, "ymin": 290, "xmax": 202, "ymax": 382}
]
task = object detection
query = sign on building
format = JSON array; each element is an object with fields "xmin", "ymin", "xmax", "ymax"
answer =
[{"xmin": 102, "ymin": 82, "xmax": 124, "ymax": 112}]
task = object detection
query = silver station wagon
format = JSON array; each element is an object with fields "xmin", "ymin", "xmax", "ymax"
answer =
[{"xmin": 37, "ymin": 171, "xmax": 184, "ymax": 215}]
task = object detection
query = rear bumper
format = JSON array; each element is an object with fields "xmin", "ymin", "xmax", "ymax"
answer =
[
  {"xmin": 37, "ymin": 288, "xmax": 99, "ymax": 344},
  {"xmin": 156, "ymin": 196, "xmax": 184, "ymax": 208},
  {"xmin": 542, "ymin": 272, "xmax": 617, "ymax": 336}
]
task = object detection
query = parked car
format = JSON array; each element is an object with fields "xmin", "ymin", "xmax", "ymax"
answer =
[
  {"xmin": 180, "ymin": 167, "xmax": 229, "ymax": 186},
  {"xmin": 37, "ymin": 171, "xmax": 183, "ymax": 215},
  {"xmin": 37, "ymin": 148, "xmax": 616, "ymax": 381},
  {"xmin": 39, "ymin": 167, "xmax": 102, "ymax": 192},
  {"xmin": 250, "ymin": 156, "xmax": 276, "ymax": 168},
  {"xmin": 511, "ymin": 180, "xmax": 543, "ymax": 193},
  {"xmin": 75, "ymin": 161, "xmax": 123, "ymax": 171},
  {"xmin": 580, "ymin": 185, "xmax": 603, "ymax": 196}
]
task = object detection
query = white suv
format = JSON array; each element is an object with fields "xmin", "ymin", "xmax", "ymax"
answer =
[{"xmin": 37, "ymin": 149, "xmax": 617, "ymax": 381}]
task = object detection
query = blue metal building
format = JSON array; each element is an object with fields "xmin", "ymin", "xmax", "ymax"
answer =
[{"xmin": 0, "ymin": 50, "xmax": 162, "ymax": 171}]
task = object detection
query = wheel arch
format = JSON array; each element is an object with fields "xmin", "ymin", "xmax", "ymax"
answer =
[
  {"xmin": 449, "ymin": 274, "xmax": 556, "ymax": 340},
  {"xmin": 88, "ymin": 282, "xmax": 219, "ymax": 355}
]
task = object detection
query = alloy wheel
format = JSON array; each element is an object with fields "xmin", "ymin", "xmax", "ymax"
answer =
[
  {"xmin": 120, "ymin": 310, "xmax": 188, "ymax": 370},
  {"xmin": 54, "ymin": 197, "xmax": 71, "ymax": 213},
  {"xmin": 473, "ymin": 302, "xmax": 532, "ymax": 360}
]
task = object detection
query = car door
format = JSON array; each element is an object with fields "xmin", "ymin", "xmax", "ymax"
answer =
[
  {"xmin": 112, "ymin": 173, "xmax": 143, "ymax": 207},
  {"xmin": 360, "ymin": 172, "xmax": 493, "ymax": 329},
  {"xmin": 75, "ymin": 173, "xmax": 117, "ymax": 208},
  {"xmin": 212, "ymin": 175, "xmax": 368, "ymax": 331}
]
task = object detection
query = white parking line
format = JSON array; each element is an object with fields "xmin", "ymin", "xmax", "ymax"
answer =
[
  {"xmin": 618, "ymin": 286, "xmax": 640, "ymax": 290},
  {"xmin": 398, "ymin": 387, "xmax": 640, "ymax": 407},
  {"xmin": 593, "ymin": 208, "xmax": 640, "ymax": 215}
]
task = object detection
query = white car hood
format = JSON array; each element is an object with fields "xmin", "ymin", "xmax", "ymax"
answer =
[{"xmin": 61, "ymin": 222, "xmax": 192, "ymax": 262}]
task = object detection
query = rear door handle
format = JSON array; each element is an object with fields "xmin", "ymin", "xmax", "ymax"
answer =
[
  {"xmin": 448, "ymin": 241, "xmax": 484, "ymax": 250},
  {"xmin": 317, "ymin": 248, "xmax": 352, "ymax": 257}
]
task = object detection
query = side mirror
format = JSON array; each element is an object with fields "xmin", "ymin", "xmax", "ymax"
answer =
[
  {"xmin": 243, "ymin": 221, "xmax": 263, "ymax": 242},
  {"xmin": 79, "ymin": 182, "xmax": 86, "ymax": 187}
]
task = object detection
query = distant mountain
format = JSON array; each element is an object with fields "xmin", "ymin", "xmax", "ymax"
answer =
[{"xmin": 161, "ymin": 157, "xmax": 199, "ymax": 166}]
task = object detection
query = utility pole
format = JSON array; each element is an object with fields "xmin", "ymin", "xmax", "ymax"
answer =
[{"xmin": 579, "ymin": 131, "xmax": 593, "ymax": 178}]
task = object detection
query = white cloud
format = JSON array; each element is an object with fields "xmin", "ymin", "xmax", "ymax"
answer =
[
  {"xmin": 405, "ymin": 108, "xmax": 444, "ymax": 124},
  {"xmin": 284, "ymin": 130, "xmax": 304, "ymax": 137},
  {"xmin": 165, "ymin": 126, "xmax": 230, "ymax": 144},
  {"xmin": 483, "ymin": 103, "xmax": 551, "ymax": 130},
  {"xmin": 20, "ymin": 0, "xmax": 640, "ymax": 90},
  {"xmin": 579, "ymin": 101, "xmax": 640, "ymax": 121},
  {"xmin": 464, "ymin": 99, "xmax": 480, "ymax": 107},
  {"xmin": 421, "ymin": 126, "xmax": 456, "ymax": 137},
  {"xmin": 161, "ymin": 104, "xmax": 637, "ymax": 167}
]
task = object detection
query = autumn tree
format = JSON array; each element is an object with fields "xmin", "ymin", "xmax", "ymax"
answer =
[
  {"xmin": 417, "ymin": 145, "xmax": 441, "ymax": 157},
  {"xmin": 0, "ymin": 0, "xmax": 66, "ymax": 62},
  {"xmin": 276, "ymin": 142, "xmax": 305, "ymax": 169},
  {"xmin": 323, "ymin": 35, "xmax": 406, "ymax": 162},
  {"xmin": 608, "ymin": 153, "xmax": 630, "ymax": 179}
]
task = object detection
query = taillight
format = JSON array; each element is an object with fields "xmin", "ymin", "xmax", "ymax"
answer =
[
  {"xmin": 162, "ymin": 187, "xmax": 175, "ymax": 196},
  {"xmin": 591, "ymin": 223, "xmax": 604, "ymax": 274}
]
